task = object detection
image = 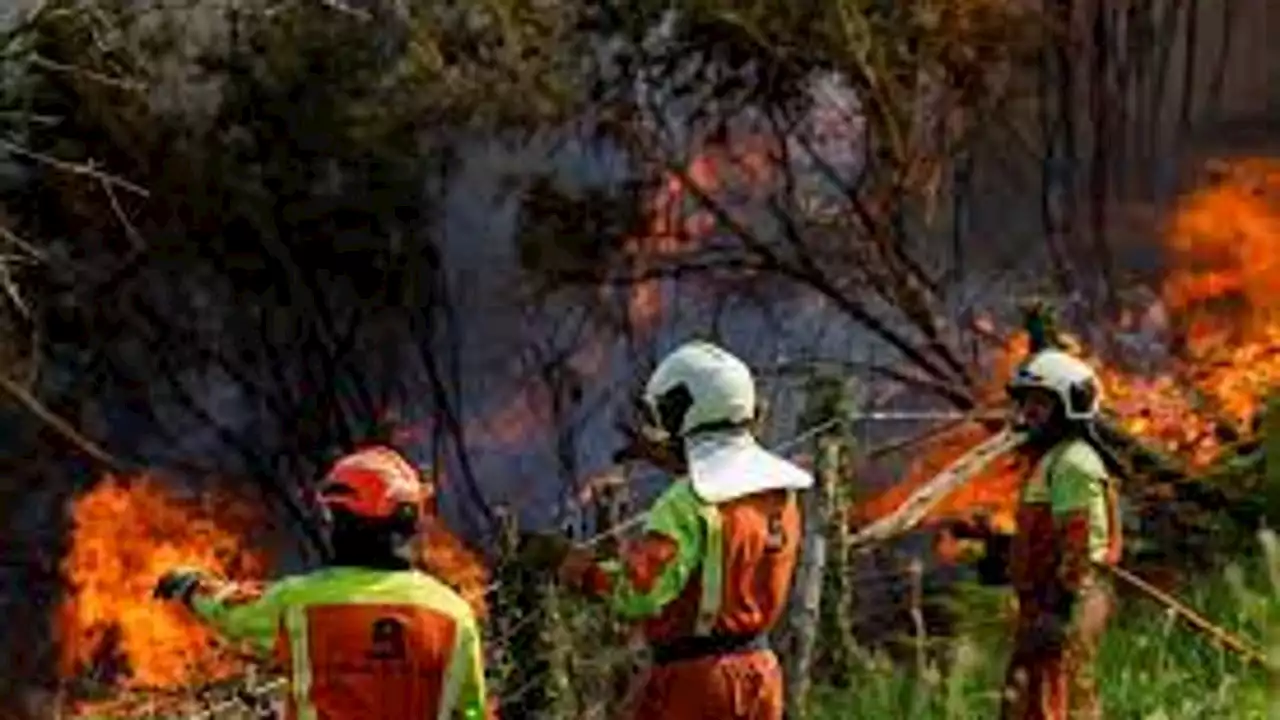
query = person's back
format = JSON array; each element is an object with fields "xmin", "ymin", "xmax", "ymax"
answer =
[
  {"xmin": 552, "ymin": 341, "xmax": 814, "ymax": 720},
  {"xmin": 715, "ymin": 487, "xmax": 802, "ymax": 635},
  {"xmin": 155, "ymin": 445, "xmax": 490, "ymax": 720},
  {"xmin": 622, "ymin": 482, "xmax": 801, "ymax": 720},
  {"xmin": 633, "ymin": 483, "xmax": 800, "ymax": 647},
  {"xmin": 187, "ymin": 566, "xmax": 485, "ymax": 719}
]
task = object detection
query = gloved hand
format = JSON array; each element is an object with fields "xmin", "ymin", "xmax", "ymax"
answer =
[
  {"xmin": 1025, "ymin": 612, "xmax": 1067, "ymax": 653},
  {"xmin": 557, "ymin": 546, "xmax": 599, "ymax": 592},
  {"xmin": 947, "ymin": 512, "xmax": 996, "ymax": 540},
  {"xmin": 516, "ymin": 532, "xmax": 574, "ymax": 571},
  {"xmin": 611, "ymin": 419, "xmax": 683, "ymax": 473},
  {"xmin": 153, "ymin": 568, "xmax": 206, "ymax": 604}
]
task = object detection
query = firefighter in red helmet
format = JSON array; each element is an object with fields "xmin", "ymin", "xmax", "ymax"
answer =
[{"xmin": 154, "ymin": 445, "xmax": 491, "ymax": 719}]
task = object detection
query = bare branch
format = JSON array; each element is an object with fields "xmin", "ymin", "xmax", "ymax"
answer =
[
  {"xmin": 0, "ymin": 372, "xmax": 124, "ymax": 471},
  {"xmin": 0, "ymin": 138, "xmax": 150, "ymax": 197},
  {"xmin": 29, "ymin": 54, "xmax": 146, "ymax": 93}
]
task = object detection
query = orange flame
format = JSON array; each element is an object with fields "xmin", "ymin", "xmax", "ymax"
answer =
[
  {"xmin": 58, "ymin": 471, "xmax": 490, "ymax": 703},
  {"xmin": 857, "ymin": 157, "xmax": 1280, "ymax": 534},
  {"xmin": 57, "ymin": 475, "xmax": 270, "ymax": 689},
  {"xmin": 417, "ymin": 517, "xmax": 490, "ymax": 619},
  {"xmin": 623, "ymin": 136, "xmax": 777, "ymax": 332},
  {"xmin": 1162, "ymin": 158, "xmax": 1280, "ymax": 348}
]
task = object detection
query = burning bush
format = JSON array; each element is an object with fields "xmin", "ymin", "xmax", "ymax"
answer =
[
  {"xmin": 54, "ymin": 470, "xmax": 492, "ymax": 717},
  {"xmin": 856, "ymin": 157, "xmax": 1280, "ymax": 535},
  {"xmin": 56, "ymin": 475, "xmax": 270, "ymax": 690}
]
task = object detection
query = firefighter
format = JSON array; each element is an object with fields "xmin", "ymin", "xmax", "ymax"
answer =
[
  {"xmin": 1001, "ymin": 349, "xmax": 1124, "ymax": 720},
  {"xmin": 153, "ymin": 445, "xmax": 490, "ymax": 720},
  {"xmin": 547, "ymin": 340, "xmax": 814, "ymax": 719}
]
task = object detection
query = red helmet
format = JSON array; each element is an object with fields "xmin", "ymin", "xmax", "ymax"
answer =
[{"xmin": 317, "ymin": 445, "xmax": 427, "ymax": 522}]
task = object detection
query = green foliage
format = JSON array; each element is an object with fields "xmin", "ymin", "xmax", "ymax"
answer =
[
  {"xmin": 0, "ymin": 0, "xmax": 599, "ymax": 507},
  {"xmin": 809, "ymin": 549, "xmax": 1280, "ymax": 719}
]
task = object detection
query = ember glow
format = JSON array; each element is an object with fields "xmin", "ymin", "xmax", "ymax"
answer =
[
  {"xmin": 623, "ymin": 136, "xmax": 777, "ymax": 333},
  {"xmin": 57, "ymin": 475, "xmax": 269, "ymax": 689},
  {"xmin": 417, "ymin": 515, "xmax": 490, "ymax": 618},
  {"xmin": 857, "ymin": 157, "xmax": 1280, "ymax": 531}
]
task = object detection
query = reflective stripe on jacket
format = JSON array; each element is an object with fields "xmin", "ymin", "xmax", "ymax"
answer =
[
  {"xmin": 190, "ymin": 566, "xmax": 488, "ymax": 720},
  {"xmin": 581, "ymin": 479, "xmax": 801, "ymax": 644},
  {"xmin": 1010, "ymin": 439, "xmax": 1123, "ymax": 598}
]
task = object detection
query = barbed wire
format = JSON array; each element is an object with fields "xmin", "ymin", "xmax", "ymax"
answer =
[
  {"xmin": 172, "ymin": 409, "xmax": 1002, "ymax": 719},
  {"xmin": 487, "ymin": 559, "xmax": 1002, "ymax": 710},
  {"xmin": 174, "ymin": 564, "xmax": 1006, "ymax": 719},
  {"xmin": 479, "ymin": 404, "xmax": 1004, "ymax": 648}
]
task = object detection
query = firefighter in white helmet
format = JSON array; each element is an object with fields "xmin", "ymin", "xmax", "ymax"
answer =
[
  {"xmin": 1001, "ymin": 349, "xmax": 1123, "ymax": 720},
  {"xmin": 549, "ymin": 340, "xmax": 814, "ymax": 719}
]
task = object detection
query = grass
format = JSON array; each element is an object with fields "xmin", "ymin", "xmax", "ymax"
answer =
[
  {"xmin": 810, "ymin": 532, "xmax": 1280, "ymax": 719},
  {"xmin": 66, "ymin": 537, "xmax": 1280, "ymax": 719}
]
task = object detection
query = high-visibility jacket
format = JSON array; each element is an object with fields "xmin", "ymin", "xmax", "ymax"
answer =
[
  {"xmin": 580, "ymin": 478, "xmax": 800, "ymax": 645},
  {"xmin": 190, "ymin": 566, "xmax": 488, "ymax": 720},
  {"xmin": 1010, "ymin": 438, "xmax": 1123, "ymax": 602}
]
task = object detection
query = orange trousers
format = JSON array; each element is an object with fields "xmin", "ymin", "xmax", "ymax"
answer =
[
  {"xmin": 627, "ymin": 650, "xmax": 783, "ymax": 720},
  {"xmin": 1001, "ymin": 584, "xmax": 1113, "ymax": 720}
]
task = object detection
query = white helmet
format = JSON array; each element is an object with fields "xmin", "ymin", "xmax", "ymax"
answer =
[
  {"xmin": 643, "ymin": 340, "xmax": 756, "ymax": 437},
  {"xmin": 642, "ymin": 340, "xmax": 813, "ymax": 503},
  {"xmin": 1007, "ymin": 349, "xmax": 1102, "ymax": 421}
]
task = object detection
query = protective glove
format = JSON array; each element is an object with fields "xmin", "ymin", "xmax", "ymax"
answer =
[
  {"xmin": 556, "ymin": 546, "xmax": 599, "ymax": 593},
  {"xmin": 153, "ymin": 568, "xmax": 206, "ymax": 604},
  {"xmin": 516, "ymin": 532, "xmax": 574, "ymax": 571},
  {"xmin": 611, "ymin": 419, "xmax": 684, "ymax": 473},
  {"xmin": 946, "ymin": 512, "xmax": 996, "ymax": 540}
]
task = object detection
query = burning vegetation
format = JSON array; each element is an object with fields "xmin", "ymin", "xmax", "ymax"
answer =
[
  {"xmin": 856, "ymin": 157, "xmax": 1280, "ymax": 534},
  {"xmin": 0, "ymin": 0, "xmax": 1272, "ymax": 715},
  {"xmin": 57, "ymin": 476, "xmax": 270, "ymax": 692},
  {"xmin": 51, "ymin": 156, "xmax": 1280, "ymax": 714},
  {"xmin": 55, "ymin": 471, "xmax": 489, "ymax": 714}
]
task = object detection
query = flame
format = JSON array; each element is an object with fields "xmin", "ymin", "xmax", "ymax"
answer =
[
  {"xmin": 57, "ymin": 475, "xmax": 270, "ymax": 689},
  {"xmin": 857, "ymin": 157, "xmax": 1280, "ymax": 533},
  {"xmin": 623, "ymin": 136, "xmax": 777, "ymax": 333},
  {"xmin": 58, "ymin": 471, "xmax": 490, "ymax": 708},
  {"xmin": 417, "ymin": 517, "xmax": 490, "ymax": 619},
  {"xmin": 1162, "ymin": 158, "xmax": 1280, "ymax": 346}
]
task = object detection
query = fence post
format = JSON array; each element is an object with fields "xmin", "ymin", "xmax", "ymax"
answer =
[
  {"xmin": 819, "ymin": 384, "xmax": 859, "ymax": 682},
  {"xmin": 783, "ymin": 373, "xmax": 851, "ymax": 715}
]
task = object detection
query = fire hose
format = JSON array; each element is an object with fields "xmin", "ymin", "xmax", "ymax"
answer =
[
  {"xmin": 852, "ymin": 426, "xmax": 1272, "ymax": 669},
  {"xmin": 575, "ymin": 407, "xmax": 1010, "ymax": 549}
]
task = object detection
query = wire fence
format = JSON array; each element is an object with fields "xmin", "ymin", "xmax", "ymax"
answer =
[
  {"xmin": 161, "ymin": 554, "xmax": 1000, "ymax": 719},
  {"xmin": 159, "ymin": 408, "xmax": 1003, "ymax": 719}
]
